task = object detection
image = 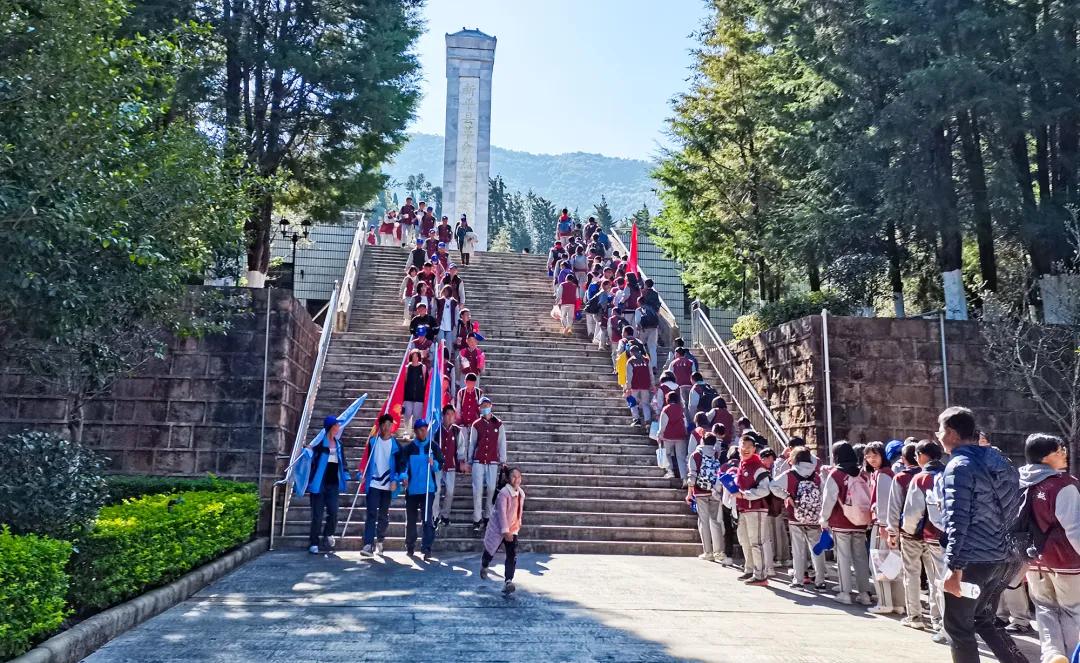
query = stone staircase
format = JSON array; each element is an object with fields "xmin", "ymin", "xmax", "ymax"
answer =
[{"xmin": 278, "ymin": 245, "xmax": 704, "ymax": 554}]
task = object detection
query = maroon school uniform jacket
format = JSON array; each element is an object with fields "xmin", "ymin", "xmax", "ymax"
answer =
[
  {"xmin": 1030, "ymin": 473, "xmax": 1080, "ymax": 572},
  {"xmin": 559, "ymin": 280, "xmax": 578, "ymax": 305},
  {"xmin": 441, "ymin": 424, "xmax": 461, "ymax": 471},
  {"xmin": 660, "ymin": 403, "xmax": 687, "ymax": 440},
  {"xmin": 671, "ymin": 357, "xmax": 694, "ymax": 386},
  {"xmin": 709, "ymin": 408, "xmax": 735, "ymax": 445},
  {"xmin": 471, "ymin": 416, "xmax": 503, "ymax": 464},
  {"xmin": 459, "ymin": 346, "xmax": 484, "ymax": 374},
  {"xmin": 825, "ymin": 468, "xmax": 862, "ymax": 531},
  {"xmin": 736, "ymin": 454, "xmax": 769, "ymax": 513},
  {"xmin": 783, "ymin": 469, "xmax": 821, "ymax": 521},
  {"xmin": 893, "ymin": 466, "xmax": 919, "ymax": 534},
  {"xmin": 417, "ymin": 271, "xmax": 436, "ymax": 291},
  {"xmin": 455, "ymin": 387, "xmax": 483, "ymax": 426},
  {"xmin": 627, "ymin": 357, "xmax": 651, "ymax": 390},
  {"xmin": 438, "ymin": 224, "xmax": 453, "ymax": 244},
  {"xmin": 399, "ymin": 203, "xmax": 415, "ymax": 225},
  {"xmin": 435, "ymin": 297, "xmax": 459, "ymax": 329},
  {"xmin": 420, "ymin": 212, "xmax": 436, "ymax": 236},
  {"xmin": 911, "ymin": 471, "xmax": 943, "ymax": 542}
]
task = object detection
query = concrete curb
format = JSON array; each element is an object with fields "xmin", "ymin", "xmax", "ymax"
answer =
[{"xmin": 11, "ymin": 537, "xmax": 269, "ymax": 663}]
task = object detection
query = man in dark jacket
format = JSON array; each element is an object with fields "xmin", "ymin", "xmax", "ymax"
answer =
[{"xmin": 936, "ymin": 406, "xmax": 1028, "ymax": 663}]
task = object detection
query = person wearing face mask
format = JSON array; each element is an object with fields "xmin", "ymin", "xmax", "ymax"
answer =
[{"xmin": 467, "ymin": 397, "xmax": 507, "ymax": 536}]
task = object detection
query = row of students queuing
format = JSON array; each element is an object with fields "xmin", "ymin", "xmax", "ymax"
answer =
[
  {"xmin": 304, "ymin": 232, "xmax": 523, "ymax": 595},
  {"xmin": 686, "ymin": 407, "xmax": 1079, "ymax": 663},
  {"xmin": 366, "ymin": 197, "xmax": 480, "ymax": 265}
]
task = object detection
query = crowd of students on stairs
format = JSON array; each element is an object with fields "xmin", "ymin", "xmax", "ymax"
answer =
[
  {"xmin": 543, "ymin": 216, "xmax": 1078, "ymax": 663},
  {"xmin": 301, "ymin": 200, "xmax": 523, "ymax": 595}
]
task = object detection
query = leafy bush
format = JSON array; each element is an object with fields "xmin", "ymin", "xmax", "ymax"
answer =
[
  {"xmin": 0, "ymin": 431, "xmax": 108, "ymax": 539},
  {"xmin": 104, "ymin": 474, "xmax": 257, "ymax": 504},
  {"xmin": 68, "ymin": 491, "xmax": 258, "ymax": 613},
  {"xmin": 757, "ymin": 290, "xmax": 854, "ymax": 328},
  {"xmin": 0, "ymin": 528, "xmax": 72, "ymax": 659},
  {"xmin": 731, "ymin": 313, "xmax": 768, "ymax": 341}
]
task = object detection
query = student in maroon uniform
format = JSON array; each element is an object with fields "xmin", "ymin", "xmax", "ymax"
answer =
[
  {"xmin": 623, "ymin": 346, "xmax": 653, "ymax": 427},
  {"xmin": 424, "ymin": 229, "xmax": 439, "ymax": 258},
  {"xmin": 555, "ymin": 274, "xmax": 579, "ymax": 335},
  {"xmin": 366, "ymin": 225, "xmax": 377, "ymax": 246},
  {"xmin": 457, "ymin": 333, "xmax": 486, "ymax": 386},
  {"xmin": 1019, "ymin": 433, "xmax": 1080, "ymax": 663},
  {"xmin": 378, "ymin": 210, "xmax": 396, "ymax": 246},
  {"xmin": 436, "ymin": 404, "xmax": 465, "ymax": 526},
  {"xmin": 400, "ymin": 266, "xmax": 418, "ymax": 325},
  {"xmin": 707, "ymin": 397, "xmax": 735, "ymax": 448},
  {"xmin": 437, "ymin": 215, "xmax": 454, "ymax": 245},
  {"xmin": 454, "ymin": 307, "xmax": 475, "ymax": 354},
  {"xmin": 687, "ymin": 432, "xmax": 725, "ymax": 562},
  {"xmin": 410, "ymin": 282, "xmax": 435, "ymax": 322},
  {"xmin": 669, "ymin": 347, "xmax": 695, "ymax": 407},
  {"xmin": 865, "ymin": 440, "xmax": 905, "ymax": 615},
  {"xmin": 441, "ymin": 263, "xmax": 465, "ymax": 304},
  {"xmin": 434, "ymin": 284, "xmax": 460, "ymax": 346},
  {"xmin": 896, "ymin": 440, "xmax": 948, "ymax": 635},
  {"xmin": 455, "ymin": 372, "xmax": 483, "ymax": 438},
  {"xmin": 468, "ymin": 396, "xmax": 507, "ymax": 534},
  {"xmin": 417, "ymin": 261, "xmax": 437, "ymax": 292},
  {"xmin": 657, "ymin": 391, "xmax": 688, "ymax": 480},
  {"xmin": 732, "ymin": 433, "xmax": 772, "ymax": 586},
  {"xmin": 399, "ymin": 196, "xmax": 416, "ymax": 247},
  {"xmin": 770, "ymin": 445, "xmax": 828, "ymax": 589},
  {"xmin": 420, "ymin": 210, "xmax": 437, "ymax": 238},
  {"xmin": 820, "ymin": 441, "xmax": 874, "ymax": 606}
]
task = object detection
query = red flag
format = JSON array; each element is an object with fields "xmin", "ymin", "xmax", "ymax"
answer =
[
  {"xmin": 628, "ymin": 221, "xmax": 639, "ymax": 275},
  {"xmin": 357, "ymin": 347, "xmax": 409, "ymax": 490}
]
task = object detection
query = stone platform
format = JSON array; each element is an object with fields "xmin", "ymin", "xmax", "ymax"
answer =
[{"xmin": 82, "ymin": 550, "xmax": 1039, "ymax": 662}]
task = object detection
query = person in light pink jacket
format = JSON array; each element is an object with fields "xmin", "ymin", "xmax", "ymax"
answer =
[{"xmin": 481, "ymin": 466, "xmax": 525, "ymax": 595}]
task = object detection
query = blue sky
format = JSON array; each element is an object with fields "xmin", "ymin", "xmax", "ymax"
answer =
[{"xmin": 409, "ymin": 0, "xmax": 709, "ymax": 161}]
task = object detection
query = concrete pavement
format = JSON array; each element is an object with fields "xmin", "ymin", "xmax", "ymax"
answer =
[{"xmin": 83, "ymin": 550, "xmax": 1040, "ymax": 662}]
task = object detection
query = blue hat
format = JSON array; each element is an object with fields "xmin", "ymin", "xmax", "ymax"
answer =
[
  {"xmin": 323, "ymin": 415, "xmax": 341, "ymax": 429},
  {"xmin": 414, "ymin": 418, "xmax": 429, "ymax": 429},
  {"xmin": 415, "ymin": 238, "xmax": 423, "ymax": 244},
  {"xmin": 479, "ymin": 396, "xmax": 492, "ymax": 405},
  {"xmin": 885, "ymin": 439, "xmax": 904, "ymax": 462},
  {"xmin": 437, "ymin": 242, "xmax": 446, "ymax": 248},
  {"xmin": 415, "ymin": 325, "xmax": 428, "ymax": 337},
  {"xmin": 448, "ymin": 263, "xmax": 458, "ymax": 269}
]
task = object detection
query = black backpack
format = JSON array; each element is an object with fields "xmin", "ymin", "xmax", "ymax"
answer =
[
  {"xmin": 694, "ymin": 383, "xmax": 719, "ymax": 414},
  {"xmin": 584, "ymin": 292, "xmax": 603, "ymax": 314},
  {"xmin": 639, "ymin": 305, "xmax": 659, "ymax": 329},
  {"xmin": 1012, "ymin": 485, "xmax": 1049, "ymax": 561}
]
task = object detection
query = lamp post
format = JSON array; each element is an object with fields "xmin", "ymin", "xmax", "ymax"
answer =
[{"xmin": 278, "ymin": 217, "xmax": 312, "ymax": 288}]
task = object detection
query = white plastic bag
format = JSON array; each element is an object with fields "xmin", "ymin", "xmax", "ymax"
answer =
[
  {"xmin": 870, "ymin": 549, "xmax": 902, "ymax": 581},
  {"xmin": 648, "ymin": 421, "xmax": 660, "ymax": 441},
  {"xmin": 656, "ymin": 447, "xmax": 670, "ymax": 469}
]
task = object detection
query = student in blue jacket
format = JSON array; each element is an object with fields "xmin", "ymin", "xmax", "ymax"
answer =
[
  {"xmin": 399, "ymin": 418, "xmax": 444, "ymax": 561},
  {"xmin": 305, "ymin": 415, "xmax": 352, "ymax": 554}
]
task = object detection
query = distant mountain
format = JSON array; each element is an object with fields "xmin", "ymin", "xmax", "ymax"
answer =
[{"xmin": 382, "ymin": 133, "xmax": 659, "ymax": 219}]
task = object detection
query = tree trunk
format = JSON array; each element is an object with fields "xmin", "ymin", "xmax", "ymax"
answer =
[
  {"xmin": 887, "ymin": 219, "xmax": 905, "ymax": 318},
  {"xmin": 223, "ymin": 0, "xmax": 242, "ymax": 152},
  {"xmin": 245, "ymin": 193, "xmax": 272, "ymax": 286},
  {"xmin": 66, "ymin": 396, "xmax": 85, "ymax": 444},
  {"xmin": 807, "ymin": 248, "xmax": 821, "ymax": 292},
  {"xmin": 957, "ymin": 110, "xmax": 997, "ymax": 292},
  {"xmin": 929, "ymin": 123, "xmax": 968, "ymax": 320},
  {"xmin": 756, "ymin": 256, "xmax": 768, "ymax": 304}
]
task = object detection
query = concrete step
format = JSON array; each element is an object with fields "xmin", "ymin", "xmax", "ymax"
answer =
[
  {"xmin": 273, "ymin": 535, "xmax": 702, "ymax": 556},
  {"xmin": 280, "ymin": 521, "xmax": 699, "ymax": 543},
  {"xmin": 283, "ymin": 506, "xmax": 696, "ymax": 529}
]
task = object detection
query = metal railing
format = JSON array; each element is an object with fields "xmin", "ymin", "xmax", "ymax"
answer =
[
  {"xmin": 334, "ymin": 212, "xmax": 367, "ymax": 332},
  {"xmin": 690, "ymin": 303, "xmax": 790, "ymax": 452},
  {"xmin": 274, "ymin": 279, "xmax": 341, "ymax": 546},
  {"xmin": 608, "ymin": 232, "xmax": 682, "ymax": 344}
]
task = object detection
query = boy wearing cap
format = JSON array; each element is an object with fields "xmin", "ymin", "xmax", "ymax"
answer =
[
  {"xmin": 399, "ymin": 418, "xmax": 444, "ymax": 560},
  {"xmin": 406, "ymin": 239, "xmax": 427, "ymax": 272},
  {"xmin": 424, "ymin": 229, "xmax": 439, "ymax": 258},
  {"xmin": 303, "ymin": 415, "xmax": 351, "ymax": 554},
  {"xmin": 437, "ymin": 215, "xmax": 454, "ymax": 245},
  {"xmin": 468, "ymin": 397, "xmax": 506, "ymax": 534},
  {"xmin": 409, "ymin": 302, "xmax": 437, "ymax": 341},
  {"xmin": 399, "ymin": 197, "xmax": 416, "ymax": 247}
]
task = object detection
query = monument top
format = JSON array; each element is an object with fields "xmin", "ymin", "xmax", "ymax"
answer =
[
  {"xmin": 446, "ymin": 28, "xmax": 496, "ymax": 58},
  {"xmin": 447, "ymin": 27, "xmax": 495, "ymax": 40}
]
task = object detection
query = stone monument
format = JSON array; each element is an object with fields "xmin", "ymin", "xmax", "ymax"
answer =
[{"xmin": 443, "ymin": 28, "xmax": 496, "ymax": 250}]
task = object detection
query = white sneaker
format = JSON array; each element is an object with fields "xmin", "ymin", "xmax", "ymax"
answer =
[
  {"xmin": 900, "ymin": 616, "xmax": 926, "ymax": 630},
  {"xmin": 832, "ymin": 592, "xmax": 853, "ymax": 605},
  {"xmin": 931, "ymin": 630, "xmax": 951, "ymax": 645},
  {"xmin": 308, "ymin": 545, "xmax": 320, "ymax": 554},
  {"xmin": 360, "ymin": 544, "xmax": 373, "ymax": 556},
  {"xmin": 326, "ymin": 535, "xmax": 335, "ymax": 548},
  {"xmin": 867, "ymin": 604, "xmax": 893, "ymax": 614},
  {"xmin": 719, "ymin": 556, "xmax": 734, "ymax": 566},
  {"xmin": 502, "ymin": 580, "xmax": 516, "ymax": 595},
  {"xmin": 855, "ymin": 592, "xmax": 873, "ymax": 606},
  {"xmin": 698, "ymin": 552, "xmax": 713, "ymax": 560},
  {"xmin": 892, "ymin": 606, "xmax": 905, "ymax": 615},
  {"xmin": 375, "ymin": 542, "xmax": 384, "ymax": 556}
]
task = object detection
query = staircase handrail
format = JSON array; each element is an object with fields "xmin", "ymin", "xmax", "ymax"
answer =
[
  {"xmin": 690, "ymin": 303, "xmax": 789, "ymax": 452},
  {"xmin": 608, "ymin": 232, "xmax": 681, "ymax": 340},
  {"xmin": 278, "ymin": 278, "xmax": 341, "ymax": 538},
  {"xmin": 335, "ymin": 212, "xmax": 367, "ymax": 332}
]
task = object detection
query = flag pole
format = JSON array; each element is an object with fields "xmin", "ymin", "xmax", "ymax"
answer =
[
  {"xmin": 422, "ymin": 341, "xmax": 441, "ymax": 525},
  {"xmin": 340, "ymin": 476, "xmax": 364, "ymax": 539}
]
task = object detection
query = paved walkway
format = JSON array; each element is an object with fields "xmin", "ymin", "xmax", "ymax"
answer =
[{"xmin": 85, "ymin": 550, "xmax": 1040, "ymax": 662}]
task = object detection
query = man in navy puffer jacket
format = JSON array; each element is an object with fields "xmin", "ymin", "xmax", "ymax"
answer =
[{"xmin": 936, "ymin": 406, "xmax": 1028, "ymax": 663}]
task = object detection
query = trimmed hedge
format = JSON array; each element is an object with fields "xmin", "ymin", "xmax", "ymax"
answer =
[
  {"xmin": 0, "ymin": 528, "xmax": 72, "ymax": 659},
  {"xmin": 68, "ymin": 491, "xmax": 258, "ymax": 613},
  {"xmin": 104, "ymin": 474, "xmax": 257, "ymax": 504}
]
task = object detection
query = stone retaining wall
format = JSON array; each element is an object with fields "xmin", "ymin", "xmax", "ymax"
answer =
[
  {"xmin": 0, "ymin": 289, "xmax": 319, "ymax": 504},
  {"xmin": 731, "ymin": 315, "xmax": 1051, "ymax": 460}
]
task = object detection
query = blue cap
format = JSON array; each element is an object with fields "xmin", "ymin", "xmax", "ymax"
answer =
[
  {"xmin": 414, "ymin": 418, "xmax": 429, "ymax": 429},
  {"xmin": 437, "ymin": 242, "xmax": 446, "ymax": 248},
  {"xmin": 323, "ymin": 415, "xmax": 341, "ymax": 429},
  {"xmin": 885, "ymin": 439, "xmax": 904, "ymax": 462},
  {"xmin": 415, "ymin": 238, "xmax": 423, "ymax": 244},
  {"xmin": 479, "ymin": 396, "xmax": 492, "ymax": 405}
]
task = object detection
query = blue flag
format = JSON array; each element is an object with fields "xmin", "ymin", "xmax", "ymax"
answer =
[{"xmin": 291, "ymin": 393, "xmax": 367, "ymax": 497}]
